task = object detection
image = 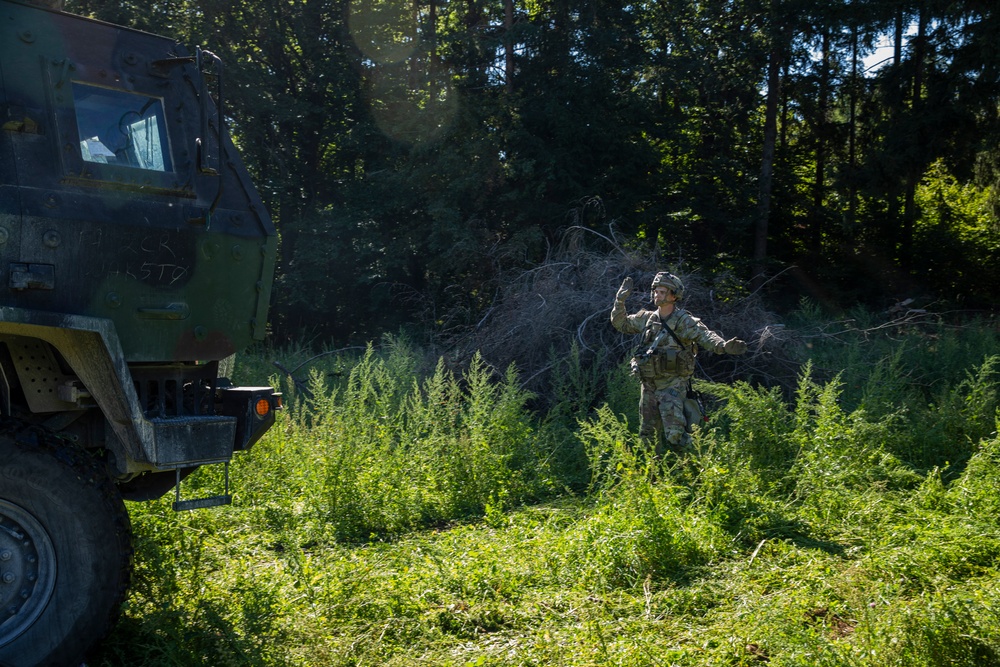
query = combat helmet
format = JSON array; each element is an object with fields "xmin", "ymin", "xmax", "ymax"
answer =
[{"xmin": 650, "ymin": 271, "xmax": 684, "ymax": 301}]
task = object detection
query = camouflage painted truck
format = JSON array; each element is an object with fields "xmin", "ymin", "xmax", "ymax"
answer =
[{"xmin": 0, "ymin": 1, "xmax": 280, "ymax": 664}]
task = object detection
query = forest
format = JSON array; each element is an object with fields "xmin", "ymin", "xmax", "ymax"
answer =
[{"xmin": 65, "ymin": 0, "xmax": 1000, "ymax": 346}]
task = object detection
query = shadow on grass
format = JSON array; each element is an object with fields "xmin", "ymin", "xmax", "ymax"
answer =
[{"xmin": 90, "ymin": 597, "xmax": 291, "ymax": 667}]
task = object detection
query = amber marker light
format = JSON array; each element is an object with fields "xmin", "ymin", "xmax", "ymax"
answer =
[{"xmin": 255, "ymin": 398, "xmax": 271, "ymax": 418}]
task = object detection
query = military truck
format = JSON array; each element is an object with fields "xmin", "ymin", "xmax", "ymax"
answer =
[{"xmin": 0, "ymin": 1, "xmax": 280, "ymax": 664}]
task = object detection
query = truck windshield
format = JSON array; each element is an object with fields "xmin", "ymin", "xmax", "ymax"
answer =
[{"xmin": 72, "ymin": 82, "xmax": 173, "ymax": 172}]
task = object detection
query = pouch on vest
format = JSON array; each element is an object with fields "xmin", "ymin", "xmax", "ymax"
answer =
[
  {"xmin": 652, "ymin": 348, "xmax": 696, "ymax": 376},
  {"xmin": 635, "ymin": 356, "xmax": 657, "ymax": 379},
  {"xmin": 676, "ymin": 348, "xmax": 696, "ymax": 375},
  {"xmin": 652, "ymin": 349, "xmax": 678, "ymax": 375}
]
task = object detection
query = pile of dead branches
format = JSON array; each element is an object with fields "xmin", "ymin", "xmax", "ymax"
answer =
[{"xmin": 437, "ymin": 226, "xmax": 802, "ymax": 400}]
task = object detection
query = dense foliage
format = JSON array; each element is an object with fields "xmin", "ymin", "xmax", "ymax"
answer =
[
  {"xmin": 66, "ymin": 0, "xmax": 1000, "ymax": 344},
  {"xmin": 88, "ymin": 318, "xmax": 1000, "ymax": 666}
]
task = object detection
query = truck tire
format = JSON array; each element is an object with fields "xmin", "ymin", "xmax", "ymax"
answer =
[{"xmin": 0, "ymin": 420, "xmax": 132, "ymax": 667}]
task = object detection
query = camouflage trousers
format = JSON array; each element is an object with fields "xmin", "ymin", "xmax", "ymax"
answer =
[{"xmin": 639, "ymin": 376, "xmax": 692, "ymax": 458}]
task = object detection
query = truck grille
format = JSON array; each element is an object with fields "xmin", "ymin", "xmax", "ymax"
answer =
[{"xmin": 131, "ymin": 364, "xmax": 220, "ymax": 418}]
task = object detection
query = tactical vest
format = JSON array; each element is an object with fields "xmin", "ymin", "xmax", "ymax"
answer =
[{"xmin": 633, "ymin": 317, "xmax": 696, "ymax": 379}]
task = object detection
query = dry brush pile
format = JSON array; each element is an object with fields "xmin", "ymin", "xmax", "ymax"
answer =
[{"xmin": 437, "ymin": 227, "xmax": 803, "ymax": 404}]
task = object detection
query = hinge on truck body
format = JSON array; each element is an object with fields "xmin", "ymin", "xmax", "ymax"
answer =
[{"xmin": 9, "ymin": 263, "xmax": 55, "ymax": 290}]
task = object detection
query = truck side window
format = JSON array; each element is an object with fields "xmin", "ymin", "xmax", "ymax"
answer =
[{"xmin": 71, "ymin": 82, "xmax": 173, "ymax": 172}]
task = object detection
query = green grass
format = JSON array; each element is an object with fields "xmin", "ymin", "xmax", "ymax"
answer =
[{"xmin": 90, "ymin": 321, "xmax": 1000, "ymax": 666}]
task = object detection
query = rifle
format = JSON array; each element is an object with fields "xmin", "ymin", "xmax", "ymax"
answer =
[{"xmin": 629, "ymin": 324, "xmax": 669, "ymax": 376}]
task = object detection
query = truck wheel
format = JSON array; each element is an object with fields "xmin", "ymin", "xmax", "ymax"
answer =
[{"xmin": 0, "ymin": 420, "xmax": 132, "ymax": 666}]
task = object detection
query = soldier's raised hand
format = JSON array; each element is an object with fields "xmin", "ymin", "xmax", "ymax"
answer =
[
  {"xmin": 723, "ymin": 337, "xmax": 748, "ymax": 355},
  {"xmin": 616, "ymin": 277, "xmax": 633, "ymax": 302}
]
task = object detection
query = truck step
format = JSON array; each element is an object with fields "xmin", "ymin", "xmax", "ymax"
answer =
[{"xmin": 171, "ymin": 463, "xmax": 232, "ymax": 512}]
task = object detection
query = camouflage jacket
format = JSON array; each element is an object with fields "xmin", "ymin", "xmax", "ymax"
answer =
[{"xmin": 611, "ymin": 301, "xmax": 727, "ymax": 356}]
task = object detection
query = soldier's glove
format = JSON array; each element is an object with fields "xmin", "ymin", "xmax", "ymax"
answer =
[
  {"xmin": 616, "ymin": 277, "xmax": 633, "ymax": 302},
  {"xmin": 723, "ymin": 338, "xmax": 748, "ymax": 355}
]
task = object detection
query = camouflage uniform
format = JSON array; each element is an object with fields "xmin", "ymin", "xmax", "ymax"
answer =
[{"xmin": 611, "ymin": 274, "xmax": 742, "ymax": 456}]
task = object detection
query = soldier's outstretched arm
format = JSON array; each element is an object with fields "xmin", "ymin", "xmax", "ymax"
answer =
[
  {"xmin": 680, "ymin": 313, "xmax": 735, "ymax": 353},
  {"xmin": 705, "ymin": 331, "xmax": 747, "ymax": 355}
]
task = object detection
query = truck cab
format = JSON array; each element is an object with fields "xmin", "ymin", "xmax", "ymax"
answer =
[{"xmin": 0, "ymin": 1, "xmax": 280, "ymax": 663}]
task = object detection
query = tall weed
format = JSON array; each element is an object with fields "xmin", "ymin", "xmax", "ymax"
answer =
[
  {"xmin": 544, "ymin": 343, "xmax": 611, "ymax": 489},
  {"xmin": 945, "ymin": 429, "xmax": 1000, "ymax": 521},
  {"xmin": 548, "ymin": 342, "xmax": 608, "ymax": 425},
  {"xmin": 788, "ymin": 367, "xmax": 917, "ymax": 500},
  {"xmin": 556, "ymin": 475, "xmax": 726, "ymax": 590},
  {"xmin": 243, "ymin": 346, "xmax": 554, "ymax": 542},
  {"xmin": 706, "ymin": 379, "xmax": 796, "ymax": 488},
  {"xmin": 575, "ymin": 404, "xmax": 643, "ymax": 493},
  {"xmin": 907, "ymin": 355, "xmax": 1000, "ymax": 470}
]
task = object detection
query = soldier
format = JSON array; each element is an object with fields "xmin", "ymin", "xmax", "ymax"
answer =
[{"xmin": 611, "ymin": 272, "xmax": 747, "ymax": 457}]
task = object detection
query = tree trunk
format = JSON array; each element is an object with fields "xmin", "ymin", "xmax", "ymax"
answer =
[
  {"xmin": 504, "ymin": 0, "xmax": 515, "ymax": 92},
  {"xmin": 894, "ymin": 7, "xmax": 903, "ymax": 66},
  {"xmin": 901, "ymin": 10, "xmax": 928, "ymax": 271},
  {"xmin": 779, "ymin": 57, "xmax": 789, "ymax": 152},
  {"xmin": 410, "ymin": 0, "xmax": 420, "ymax": 89},
  {"xmin": 753, "ymin": 42, "xmax": 782, "ymax": 291},
  {"xmin": 429, "ymin": 0, "xmax": 438, "ymax": 71},
  {"xmin": 848, "ymin": 22, "xmax": 858, "ymax": 228},
  {"xmin": 812, "ymin": 30, "xmax": 830, "ymax": 252}
]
